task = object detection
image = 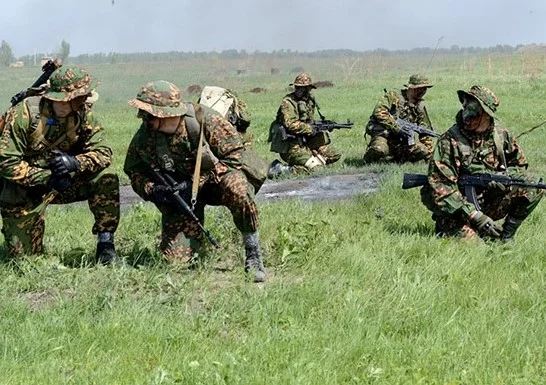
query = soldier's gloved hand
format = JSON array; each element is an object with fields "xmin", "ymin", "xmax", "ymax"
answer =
[
  {"xmin": 487, "ymin": 180, "xmax": 507, "ymax": 193},
  {"xmin": 308, "ymin": 124, "xmax": 319, "ymax": 136},
  {"xmin": 470, "ymin": 211, "xmax": 502, "ymax": 238},
  {"xmin": 150, "ymin": 185, "xmax": 173, "ymax": 206},
  {"xmin": 173, "ymin": 180, "xmax": 191, "ymax": 202},
  {"xmin": 48, "ymin": 174, "xmax": 73, "ymax": 193},
  {"xmin": 50, "ymin": 151, "xmax": 80, "ymax": 175}
]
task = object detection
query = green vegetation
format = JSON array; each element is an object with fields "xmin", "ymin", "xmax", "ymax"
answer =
[{"xmin": 0, "ymin": 51, "xmax": 545, "ymax": 384}]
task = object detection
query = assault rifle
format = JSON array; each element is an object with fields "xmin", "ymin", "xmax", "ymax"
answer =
[
  {"xmin": 311, "ymin": 119, "xmax": 354, "ymax": 133},
  {"xmin": 396, "ymin": 118, "xmax": 439, "ymax": 146},
  {"xmin": 149, "ymin": 167, "xmax": 220, "ymax": 248},
  {"xmin": 402, "ymin": 172, "xmax": 546, "ymax": 211},
  {"xmin": 10, "ymin": 58, "xmax": 62, "ymax": 107}
]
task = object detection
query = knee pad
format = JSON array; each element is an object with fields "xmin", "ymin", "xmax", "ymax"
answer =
[{"xmin": 304, "ymin": 154, "xmax": 327, "ymax": 169}]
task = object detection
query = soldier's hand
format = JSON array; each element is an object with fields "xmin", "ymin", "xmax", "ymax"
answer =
[
  {"xmin": 150, "ymin": 184, "xmax": 173, "ymax": 206},
  {"xmin": 308, "ymin": 124, "xmax": 319, "ymax": 136},
  {"xmin": 173, "ymin": 180, "xmax": 191, "ymax": 202},
  {"xmin": 470, "ymin": 211, "xmax": 502, "ymax": 238},
  {"xmin": 50, "ymin": 151, "xmax": 80, "ymax": 175},
  {"xmin": 48, "ymin": 174, "xmax": 73, "ymax": 193},
  {"xmin": 487, "ymin": 180, "xmax": 507, "ymax": 193}
]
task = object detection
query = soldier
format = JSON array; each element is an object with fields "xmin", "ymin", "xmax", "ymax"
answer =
[
  {"xmin": 124, "ymin": 81, "xmax": 266, "ymax": 282},
  {"xmin": 363, "ymin": 74, "xmax": 435, "ymax": 163},
  {"xmin": 268, "ymin": 72, "xmax": 341, "ymax": 177},
  {"xmin": 420, "ymin": 85, "xmax": 543, "ymax": 240},
  {"xmin": 0, "ymin": 66, "xmax": 120, "ymax": 262}
]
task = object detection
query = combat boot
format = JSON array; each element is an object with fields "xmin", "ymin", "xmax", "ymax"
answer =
[
  {"xmin": 500, "ymin": 216, "xmax": 523, "ymax": 242},
  {"xmin": 96, "ymin": 231, "xmax": 118, "ymax": 265},
  {"xmin": 267, "ymin": 159, "xmax": 293, "ymax": 179},
  {"xmin": 243, "ymin": 232, "xmax": 266, "ymax": 282}
]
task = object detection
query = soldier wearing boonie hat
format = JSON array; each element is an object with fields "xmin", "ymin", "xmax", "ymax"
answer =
[
  {"xmin": 0, "ymin": 65, "xmax": 120, "ymax": 264},
  {"xmin": 420, "ymin": 85, "xmax": 543, "ymax": 242},
  {"xmin": 363, "ymin": 73, "xmax": 436, "ymax": 164},
  {"xmin": 124, "ymin": 80, "xmax": 267, "ymax": 282},
  {"xmin": 268, "ymin": 72, "xmax": 341, "ymax": 177}
]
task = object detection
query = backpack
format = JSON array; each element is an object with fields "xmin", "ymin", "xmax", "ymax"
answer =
[{"xmin": 198, "ymin": 86, "xmax": 251, "ymax": 132}]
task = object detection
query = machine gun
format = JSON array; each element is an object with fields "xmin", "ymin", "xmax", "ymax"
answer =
[
  {"xmin": 402, "ymin": 172, "xmax": 546, "ymax": 211},
  {"xmin": 310, "ymin": 119, "xmax": 353, "ymax": 133},
  {"xmin": 396, "ymin": 118, "xmax": 439, "ymax": 146},
  {"xmin": 149, "ymin": 167, "xmax": 220, "ymax": 248},
  {"xmin": 10, "ymin": 58, "xmax": 62, "ymax": 107}
]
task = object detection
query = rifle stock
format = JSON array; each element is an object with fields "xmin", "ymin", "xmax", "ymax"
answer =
[
  {"xmin": 10, "ymin": 58, "xmax": 62, "ymax": 107},
  {"xmin": 402, "ymin": 173, "xmax": 429, "ymax": 189}
]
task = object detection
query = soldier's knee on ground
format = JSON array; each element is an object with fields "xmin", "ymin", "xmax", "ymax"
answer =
[
  {"xmin": 407, "ymin": 143, "xmax": 430, "ymax": 162},
  {"xmin": 363, "ymin": 136, "xmax": 390, "ymax": 163}
]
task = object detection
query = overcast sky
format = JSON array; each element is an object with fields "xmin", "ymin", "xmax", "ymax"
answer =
[{"xmin": 1, "ymin": 0, "xmax": 544, "ymax": 57}]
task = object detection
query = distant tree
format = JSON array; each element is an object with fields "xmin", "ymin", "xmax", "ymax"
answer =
[
  {"xmin": 0, "ymin": 40, "xmax": 16, "ymax": 66},
  {"xmin": 57, "ymin": 39, "xmax": 70, "ymax": 63}
]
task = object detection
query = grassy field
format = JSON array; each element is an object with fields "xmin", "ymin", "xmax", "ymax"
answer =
[{"xmin": 0, "ymin": 52, "xmax": 545, "ymax": 384}]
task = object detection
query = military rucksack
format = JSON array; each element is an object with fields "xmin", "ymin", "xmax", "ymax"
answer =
[{"xmin": 198, "ymin": 86, "xmax": 251, "ymax": 132}]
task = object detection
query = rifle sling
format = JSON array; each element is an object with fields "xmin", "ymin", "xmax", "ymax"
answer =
[{"xmin": 184, "ymin": 103, "xmax": 204, "ymax": 209}]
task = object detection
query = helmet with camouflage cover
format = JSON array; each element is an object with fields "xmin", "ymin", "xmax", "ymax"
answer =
[
  {"xmin": 128, "ymin": 80, "xmax": 187, "ymax": 117},
  {"xmin": 404, "ymin": 74, "xmax": 433, "ymax": 89},
  {"xmin": 289, "ymin": 72, "xmax": 316, "ymax": 89},
  {"xmin": 43, "ymin": 66, "xmax": 99, "ymax": 102},
  {"xmin": 457, "ymin": 85, "xmax": 499, "ymax": 118}
]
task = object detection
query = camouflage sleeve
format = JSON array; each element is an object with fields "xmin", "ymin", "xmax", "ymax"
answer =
[
  {"xmin": 279, "ymin": 97, "xmax": 313, "ymax": 135},
  {"xmin": 371, "ymin": 90, "xmax": 399, "ymax": 132},
  {"xmin": 205, "ymin": 113, "xmax": 244, "ymax": 176},
  {"xmin": 427, "ymin": 131, "xmax": 476, "ymax": 217},
  {"xmin": 502, "ymin": 127, "xmax": 528, "ymax": 168},
  {"xmin": 123, "ymin": 131, "xmax": 154, "ymax": 200},
  {"xmin": 73, "ymin": 111, "xmax": 113, "ymax": 174},
  {"xmin": 0, "ymin": 104, "xmax": 52, "ymax": 186}
]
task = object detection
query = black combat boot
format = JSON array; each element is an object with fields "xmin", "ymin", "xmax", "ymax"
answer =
[
  {"xmin": 500, "ymin": 216, "xmax": 523, "ymax": 242},
  {"xmin": 267, "ymin": 159, "xmax": 293, "ymax": 179},
  {"xmin": 243, "ymin": 232, "xmax": 266, "ymax": 282},
  {"xmin": 96, "ymin": 232, "xmax": 118, "ymax": 265}
]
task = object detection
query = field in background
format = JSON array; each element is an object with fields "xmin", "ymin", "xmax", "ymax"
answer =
[{"xmin": 0, "ymin": 52, "xmax": 545, "ymax": 384}]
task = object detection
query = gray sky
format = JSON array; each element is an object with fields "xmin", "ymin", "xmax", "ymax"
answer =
[{"xmin": 1, "ymin": 0, "xmax": 544, "ymax": 57}]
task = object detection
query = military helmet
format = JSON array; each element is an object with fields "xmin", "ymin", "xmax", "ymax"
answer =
[
  {"xmin": 128, "ymin": 80, "xmax": 187, "ymax": 118},
  {"xmin": 404, "ymin": 74, "xmax": 433, "ymax": 89},
  {"xmin": 457, "ymin": 85, "xmax": 499, "ymax": 118},
  {"xmin": 289, "ymin": 72, "xmax": 316, "ymax": 88},
  {"xmin": 43, "ymin": 66, "xmax": 98, "ymax": 102}
]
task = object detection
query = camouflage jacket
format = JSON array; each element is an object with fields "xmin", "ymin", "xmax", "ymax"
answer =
[
  {"xmin": 426, "ymin": 111, "xmax": 528, "ymax": 217},
  {"xmin": 123, "ymin": 103, "xmax": 244, "ymax": 200},
  {"xmin": 275, "ymin": 92, "xmax": 316, "ymax": 135},
  {"xmin": 0, "ymin": 96, "xmax": 112, "ymax": 187},
  {"xmin": 367, "ymin": 89, "xmax": 432, "ymax": 135}
]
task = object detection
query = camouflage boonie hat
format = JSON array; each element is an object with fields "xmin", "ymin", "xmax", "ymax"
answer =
[
  {"xmin": 404, "ymin": 74, "xmax": 433, "ymax": 89},
  {"xmin": 290, "ymin": 72, "xmax": 316, "ymax": 88},
  {"xmin": 128, "ymin": 80, "xmax": 187, "ymax": 118},
  {"xmin": 43, "ymin": 67, "xmax": 98, "ymax": 102},
  {"xmin": 457, "ymin": 85, "xmax": 499, "ymax": 118}
]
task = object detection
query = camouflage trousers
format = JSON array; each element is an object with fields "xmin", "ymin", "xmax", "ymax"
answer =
[
  {"xmin": 158, "ymin": 169, "xmax": 258, "ymax": 262},
  {"xmin": 363, "ymin": 134, "xmax": 431, "ymax": 164},
  {"xmin": 0, "ymin": 170, "xmax": 120, "ymax": 257},
  {"xmin": 280, "ymin": 143, "xmax": 341, "ymax": 173},
  {"xmin": 421, "ymin": 181, "xmax": 543, "ymax": 239}
]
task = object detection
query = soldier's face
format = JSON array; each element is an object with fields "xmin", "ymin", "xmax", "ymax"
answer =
[
  {"xmin": 462, "ymin": 97, "xmax": 488, "ymax": 131},
  {"xmin": 407, "ymin": 87, "xmax": 427, "ymax": 102},
  {"xmin": 51, "ymin": 96, "xmax": 88, "ymax": 117},
  {"xmin": 294, "ymin": 86, "xmax": 310, "ymax": 99}
]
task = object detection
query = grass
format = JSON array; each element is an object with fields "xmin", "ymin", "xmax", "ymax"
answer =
[{"xmin": 0, "ymin": 51, "xmax": 545, "ymax": 384}]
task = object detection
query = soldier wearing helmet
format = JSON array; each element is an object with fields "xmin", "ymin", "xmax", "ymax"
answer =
[
  {"xmin": 363, "ymin": 74, "xmax": 436, "ymax": 164},
  {"xmin": 123, "ymin": 80, "xmax": 266, "ymax": 282},
  {"xmin": 420, "ymin": 85, "xmax": 543, "ymax": 241},
  {"xmin": 267, "ymin": 72, "xmax": 341, "ymax": 177},
  {"xmin": 0, "ymin": 66, "xmax": 120, "ymax": 263}
]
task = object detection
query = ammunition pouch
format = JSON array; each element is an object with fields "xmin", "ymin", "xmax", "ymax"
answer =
[
  {"xmin": 306, "ymin": 132, "xmax": 330, "ymax": 149},
  {"xmin": 365, "ymin": 120, "xmax": 388, "ymax": 137},
  {"xmin": 269, "ymin": 122, "xmax": 292, "ymax": 154}
]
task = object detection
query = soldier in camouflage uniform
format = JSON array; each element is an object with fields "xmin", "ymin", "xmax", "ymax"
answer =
[
  {"xmin": 268, "ymin": 73, "xmax": 341, "ymax": 177},
  {"xmin": 0, "ymin": 66, "xmax": 120, "ymax": 262},
  {"xmin": 363, "ymin": 74, "xmax": 435, "ymax": 163},
  {"xmin": 420, "ymin": 85, "xmax": 543, "ymax": 241},
  {"xmin": 124, "ymin": 81, "xmax": 266, "ymax": 282}
]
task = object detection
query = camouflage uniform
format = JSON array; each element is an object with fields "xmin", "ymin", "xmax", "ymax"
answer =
[
  {"xmin": 364, "ymin": 74, "xmax": 434, "ymax": 163},
  {"xmin": 0, "ymin": 67, "xmax": 120, "ymax": 260},
  {"xmin": 124, "ymin": 81, "xmax": 265, "ymax": 282},
  {"xmin": 420, "ymin": 86, "xmax": 543, "ymax": 239},
  {"xmin": 269, "ymin": 73, "xmax": 341, "ymax": 173}
]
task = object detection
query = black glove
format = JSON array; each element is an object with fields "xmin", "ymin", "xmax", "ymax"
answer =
[
  {"xmin": 48, "ymin": 174, "xmax": 73, "ymax": 193},
  {"xmin": 172, "ymin": 180, "xmax": 191, "ymax": 202},
  {"xmin": 487, "ymin": 180, "xmax": 507, "ymax": 194},
  {"xmin": 150, "ymin": 184, "xmax": 173, "ymax": 206},
  {"xmin": 50, "ymin": 151, "xmax": 80, "ymax": 176},
  {"xmin": 470, "ymin": 211, "xmax": 502, "ymax": 238}
]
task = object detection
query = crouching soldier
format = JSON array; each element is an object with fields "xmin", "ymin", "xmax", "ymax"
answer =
[
  {"xmin": 124, "ymin": 81, "xmax": 266, "ymax": 282},
  {"xmin": 0, "ymin": 67, "xmax": 120, "ymax": 262}
]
